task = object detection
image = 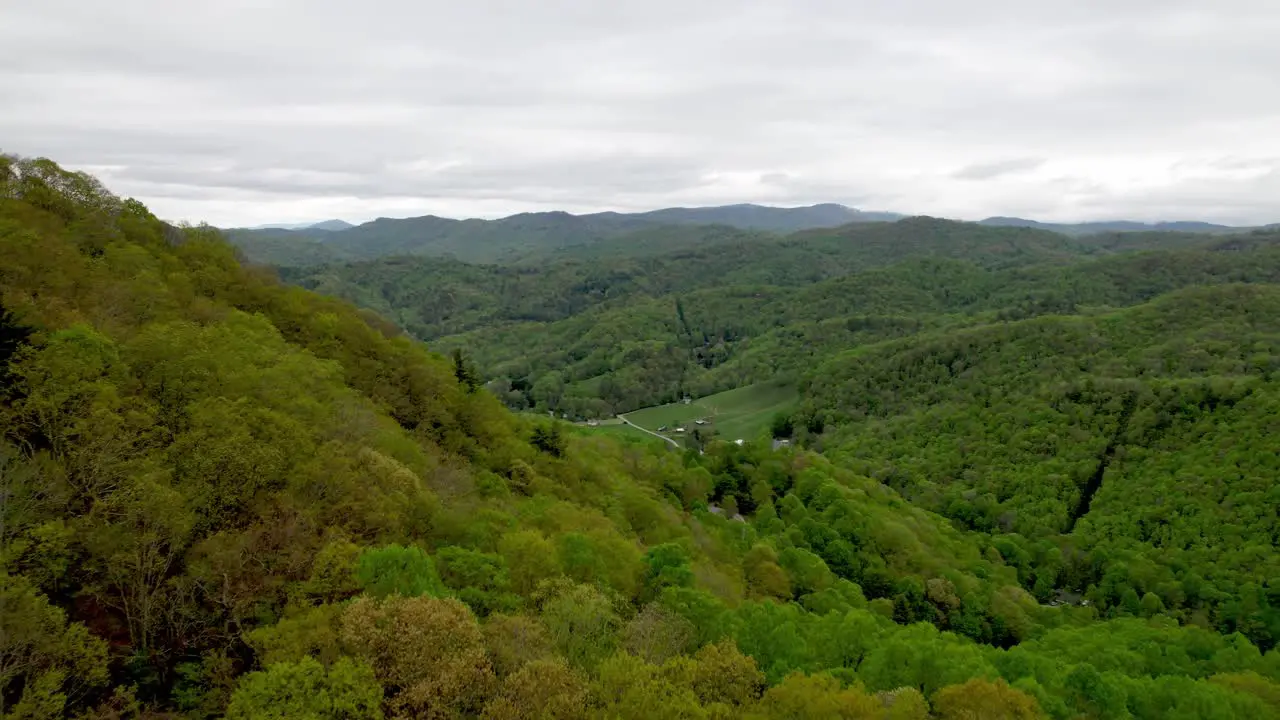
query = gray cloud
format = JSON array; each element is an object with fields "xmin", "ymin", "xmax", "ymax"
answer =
[
  {"xmin": 952, "ymin": 158, "xmax": 1046, "ymax": 181},
  {"xmin": 3, "ymin": 0, "xmax": 1279, "ymax": 226}
]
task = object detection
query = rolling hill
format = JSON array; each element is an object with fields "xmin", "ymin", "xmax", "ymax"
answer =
[
  {"xmin": 227, "ymin": 202, "xmax": 1274, "ymax": 270},
  {"xmin": 285, "ymin": 212, "xmax": 1280, "ymax": 418},
  {"xmin": 979, "ymin": 216, "xmax": 1252, "ymax": 235},
  {"xmin": 794, "ymin": 283, "xmax": 1280, "ymax": 650},
  {"xmin": 283, "ymin": 217, "xmax": 1112, "ymax": 342},
  {"xmin": 226, "ymin": 203, "xmax": 896, "ymax": 266},
  {"xmin": 5, "ymin": 154, "xmax": 1280, "ymax": 719},
  {"xmin": 244, "ymin": 218, "xmax": 354, "ymax": 231},
  {"xmin": 620, "ymin": 202, "xmax": 902, "ymax": 231},
  {"xmin": 0, "ymin": 153, "xmax": 1045, "ymax": 717}
]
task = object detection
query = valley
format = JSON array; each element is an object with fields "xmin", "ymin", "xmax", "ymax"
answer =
[
  {"xmin": 2, "ymin": 155, "xmax": 1279, "ymax": 719},
  {"xmin": 620, "ymin": 382, "xmax": 800, "ymax": 448}
]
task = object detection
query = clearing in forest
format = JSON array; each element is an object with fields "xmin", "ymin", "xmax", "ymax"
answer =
[{"xmin": 622, "ymin": 382, "xmax": 799, "ymax": 443}]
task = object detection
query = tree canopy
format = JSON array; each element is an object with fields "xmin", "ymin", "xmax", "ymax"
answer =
[{"xmin": 1, "ymin": 155, "xmax": 1278, "ymax": 719}]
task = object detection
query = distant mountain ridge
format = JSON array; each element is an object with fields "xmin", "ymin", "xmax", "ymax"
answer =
[
  {"xmin": 243, "ymin": 218, "xmax": 354, "ymax": 231},
  {"xmin": 978, "ymin": 216, "xmax": 1249, "ymax": 235},
  {"xmin": 597, "ymin": 203, "xmax": 903, "ymax": 232},
  {"xmin": 308, "ymin": 219, "xmax": 355, "ymax": 231},
  {"xmin": 227, "ymin": 203, "xmax": 899, "ymax": 266},
  {"xmin": 227, "ymin": 201, "xmax": 1273, "ymax": 268}
]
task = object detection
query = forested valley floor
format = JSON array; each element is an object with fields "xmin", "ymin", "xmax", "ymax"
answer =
[{"xmin": 3, "ymin": 155, "xmax": 1279, "ymax": 719}]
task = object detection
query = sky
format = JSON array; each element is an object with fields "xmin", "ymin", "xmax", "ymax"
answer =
[{"xmin": 3, "ymin": 0, "xmax": 1279, "ymax": 227}]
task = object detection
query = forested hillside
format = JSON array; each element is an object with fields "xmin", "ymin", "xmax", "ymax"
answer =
[
  {"xmin": 283, "ymin": 220, "xmax": 1280, "ymax": 418},
  {"xmin": 3, "ymin": 156, "xmax": 1280, "ymax": 720},
  {"xmin": 978, "ymin": 217, "xmax": 1261, "ymax": 236},
  {"xmin": 226, "ymin": 203, "xmax": 882, "ymax": 267},
  {"xmin": 284, "ymin": 217, "xmax": 1097, "ymax": 340},
  {"xmin": 793, "ymin": 283, "xmax": 1280, "ymax": 647},
  {"xmin": 228, "ymin": 203, "xmax": 1265, "ymax": 269}
]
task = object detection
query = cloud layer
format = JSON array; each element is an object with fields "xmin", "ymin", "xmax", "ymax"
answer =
[{"xmin": 3, "ymin": 0, "xmax": 1279, "ymax": 226}]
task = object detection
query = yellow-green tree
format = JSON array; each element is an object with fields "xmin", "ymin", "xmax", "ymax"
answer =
[
  {"xmin": 225, "ymin": 657, "xmax": 383, "ymax": 720},
  {"xmin": 479, "ymin": 614, "xmax": 554, "ymax": 680},
  {"xmin": 745, "ymin": 672, "xmax": 881, "ymax": 720},
  {"xmin": 689, "ymin": 640, "xmax": 765, "ymax": 708},
  {"xmin": 932, "ymin": 678, "xmax": 1045, "ymax": 720},
  {"xmin": 340, "ymin": 595, "xmax": 495, "ymax": 719},
  {"xmin": 481, "ymin": 658, "xmax": 589, "ymax": 720}
]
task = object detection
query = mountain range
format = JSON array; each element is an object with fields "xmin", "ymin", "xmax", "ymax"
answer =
[
  {"xmin": 226, "ymin": 203, "xmax": 900, "ymax": 266},
  {"xmin": 243, "ymin": 218, "xmax": 355, "ymax": 231},
  {"xmin": 976, "ymin": 216, "xmax": 1263, "ymax": 235},
  {"xmin": 8, "ymin": 153, "xmax": 1280, "ymax": 720},
  {"xmin": 229, "ymin": 202, "xmax": 1276, "ymax": 268}
]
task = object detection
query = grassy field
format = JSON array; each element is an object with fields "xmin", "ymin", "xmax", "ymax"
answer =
[
  {"xmin": 568, "ymin": 417, "xmax": 671, "ymax": 447},
  {"xmin": 623, "ymin": 382, "xmax": 798, "ymax": 443}
]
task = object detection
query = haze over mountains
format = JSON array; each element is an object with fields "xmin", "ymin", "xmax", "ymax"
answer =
[
  {"xmin": 975, "ymin": 217, "xmax": 1280, "ymax": 236},
  {"xmin": 244, "ymin": 218, "xmax": 356, "ymax": 231},
  {"xmin": 226, "ymin": 203, "xmax": 896, "ymax": 265},
  {"xmin": 228, "ymin": 201, "xmax": 1277, "ymax": 268}
]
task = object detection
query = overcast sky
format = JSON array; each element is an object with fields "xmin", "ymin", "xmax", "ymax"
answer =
[{"xmin": 4, "ymin": 0, "xmax": 1279, "ymax": 227}]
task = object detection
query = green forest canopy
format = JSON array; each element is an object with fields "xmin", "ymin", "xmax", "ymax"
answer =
[
  {"xmin": 278, "ymin": 213, "xmax": 1280, "ymax": 420},
  {"xmin": 2, "ymin": 155, "xmax": 1279, "ymax": 719}
]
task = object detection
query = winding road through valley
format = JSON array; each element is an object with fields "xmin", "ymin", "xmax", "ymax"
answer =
[{"xmin": 616, "ymin": 414, "xmax": 681, "ymax": 449}]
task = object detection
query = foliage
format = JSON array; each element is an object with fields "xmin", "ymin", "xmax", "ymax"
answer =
[
  {"xmin": 340, "ymin": 595, "xmax": 494, "ymax": 718},
  {"xmin": 277, "ymin": 215, "xmax": 1280, "ymax": 419},
  {"xmin": 932, "ymin": 678, "xmax": 1045, "ymax": 719},
  {"xmin": 797, "ymin": 284, "xmax": 1280, "ymax": 649},
  {"xmin": 225, "ymin": 657, "xmax": 383, "ymax": 720},
  {"xmin": 354, "ymin": 544, "xmax": 447, "ymax": 599},
  {"xmin": 3, "ymin": 156, "xmax": 1279, "ymax": 720},
  {"xmin": 0, "ymin": 573, "xmax": 109, "ymax": 717}
]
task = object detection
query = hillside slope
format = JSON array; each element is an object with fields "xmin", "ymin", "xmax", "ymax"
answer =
[
  {"xmin": 288, "ymin": 217, "xmax": 1118, "ymax": 343},
  {"xmin": 796, "ymin": 284, "xmax": 1280, "ymax": 650},
  {"xmin": 3, "ymin": 156, "xmax": 1279, "ymax": 719},
  {"xmin": 420, "ymin": 231, "xmax": 1280, "ymax": 416},
  {"xmin": 230, "ymin": 209, "xmax": 1270, "ymax": 268}
]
